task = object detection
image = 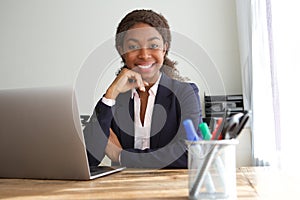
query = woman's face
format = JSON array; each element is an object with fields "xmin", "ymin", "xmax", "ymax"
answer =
[{"xmin": 120, "ymin": 23, "xmax": 168, "ymax": 84}]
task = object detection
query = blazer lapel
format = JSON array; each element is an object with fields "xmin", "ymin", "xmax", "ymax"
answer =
[
  {"xmin": 115, "ymin": 91, "xmax": 134, "ymax": 148},
  {"xmin": 150, "ymin": 73, "xmax": 173, "ymax": 148}
]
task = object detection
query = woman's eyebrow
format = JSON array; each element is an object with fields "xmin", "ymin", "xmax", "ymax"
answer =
[
  {"xmin": 126, "ymin": 36, "xmax": 161, "ymax": 43},
  {"xmin": 126, "ymin": 38, "xmax": 139, "ymax": 43},
  {"xmin": 148, "ymin": 36, "xmax": 161, "ymax": 41}
]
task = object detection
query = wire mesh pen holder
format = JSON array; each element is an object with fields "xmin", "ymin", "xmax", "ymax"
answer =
[{"xmin": 186, "ymin": 139, "xmax": 239, "ymax": 200}]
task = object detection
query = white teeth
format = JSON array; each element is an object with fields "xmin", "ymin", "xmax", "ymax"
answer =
[{"xmin": 137, "ymin": 64, "xmax": 152, "ymax": 69}]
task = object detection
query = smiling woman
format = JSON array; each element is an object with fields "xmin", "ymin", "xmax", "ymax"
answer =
[
  {"xmin": 115, "ymin": 9, "xmax": 188, "ymax": 83},
  {"xmin": 119, "ymin": 23, "xmax": 167, "ymax": 84},
  {"xmin": 83, "ymin": 9, "xmax": 202, "ymax": 169}
]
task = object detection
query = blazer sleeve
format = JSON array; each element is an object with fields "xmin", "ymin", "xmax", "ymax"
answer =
[
  {"xmin": 119, "ymin": 82, "xmax": 202, "ymax": 168},
  {"xmin": 83, "ymin": 99, "xmax": 113, "ymax": 166}
]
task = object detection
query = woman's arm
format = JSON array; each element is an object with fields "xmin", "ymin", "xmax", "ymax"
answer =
[
  {"xmin": 84, "ymin": 68, "xmax": 149, "ymax": 166},
  {"xmin": 118, "ymin": 82, "xmax": 202, "ymax": 168},
  {"xmin": 105, "ymin": 129, "xmax": 122, "ymax": 162},
  {"xmin": 83, "ymin": 100, "xmax": 114, "ymax": 166}
]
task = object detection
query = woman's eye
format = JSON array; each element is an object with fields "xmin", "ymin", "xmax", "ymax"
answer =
[
  {"xmin": 128, "ymin": 45, "xmax": 139, "ymax": 50},
  {"xmin": 149, "ymin": 44, "xmax": 159, "ymax": 49}
]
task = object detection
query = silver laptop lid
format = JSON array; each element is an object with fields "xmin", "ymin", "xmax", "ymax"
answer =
[{"xmin": 0, "ymin": 86, "xmax": 92, "ymax": 180}]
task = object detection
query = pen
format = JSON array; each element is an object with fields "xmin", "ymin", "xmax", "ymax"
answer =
[
  {"xmin": 198, "ymin": 122, "xmax": 212, "ymax": 140},
  {"xmin": 211, "ymin": 118, "xmax": 223, "ymax": 140},
  {"xmin": 213, "ymin": 109, "xmax": 231, "ymax": 140},
  {"xmin": 184, "ymin": 119, "xmax": 200, "ymax": 142},
  {"xmin": 183, "ymin": 119, "xmax": 216, "ymax": 197},
  {"xmin": 199, "ymin": 121, "xmax": 227, "ymax": 195},
  {"xmin": 189, "ymin": 143, "xmax": 219, "ymax": 198}
]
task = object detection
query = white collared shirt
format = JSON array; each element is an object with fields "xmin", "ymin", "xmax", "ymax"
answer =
[
  {"xmin": 131, "ymin": 73, "xmax": 161, "ymax": 150},
  {"xmin": 102, "ymin": 73, "xmax": 162, "ymax": 151}
]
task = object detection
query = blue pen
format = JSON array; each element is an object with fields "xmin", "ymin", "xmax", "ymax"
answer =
[
  {"xmin": 183, "ymin": 119, "xmax": 200, "ymax": 141},
  {"xmin": 183, "ymin": 119, "xmax": 216, "ymax": 196}
]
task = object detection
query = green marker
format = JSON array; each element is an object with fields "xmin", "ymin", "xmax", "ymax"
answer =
[{"xmin": 199, "ymin": 122, "xmax": 212, "ymax": 140}]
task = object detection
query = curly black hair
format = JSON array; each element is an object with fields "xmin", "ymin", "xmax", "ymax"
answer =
[{"xmin": 115, "ymin": 9, "xmax": 188, "ymax": 81}]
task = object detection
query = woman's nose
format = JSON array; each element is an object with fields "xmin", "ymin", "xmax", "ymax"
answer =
[{"xmin": 138, "ymin": 48, "xmax": 151, "ymax": 59}]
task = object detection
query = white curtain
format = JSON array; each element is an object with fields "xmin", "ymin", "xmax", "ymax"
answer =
[
  {"xmin": 271, "ymin": 1, "xmax": 300, "ymax": 172},
  {"xmin": 251, "ymin": 0, "xmax": 280, "ymax": 166},
  {"xmin": 236, "ymin": 0, "xmax": 300, "ymax": 170},
  {"xmin": 236, "ymin": 0, "xmax": 279, "ymax": 167}
]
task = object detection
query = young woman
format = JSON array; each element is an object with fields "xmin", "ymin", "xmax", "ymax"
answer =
[{"xmin": 84, "ymin": 9, "xmax": 202, "ymax": 168}]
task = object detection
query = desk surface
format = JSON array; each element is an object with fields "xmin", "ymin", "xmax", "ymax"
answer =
[{"xmin": 0, "ymin": 167, "xmax": 299, "ymax": 199}]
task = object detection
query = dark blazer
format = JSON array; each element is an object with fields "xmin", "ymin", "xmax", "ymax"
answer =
[{"xmin": 84, "ymin": 73, "xmax": 202, "ymax": 168}]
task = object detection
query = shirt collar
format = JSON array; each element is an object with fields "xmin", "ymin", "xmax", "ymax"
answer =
[{"xmin": 131, "ymin": 72, "xmax": 162, "ymax": 98}]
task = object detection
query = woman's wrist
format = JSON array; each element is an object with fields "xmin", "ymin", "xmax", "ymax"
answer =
[{"xmin": 105, "ymin": 86, "xmax": 119, "ymax": 100}]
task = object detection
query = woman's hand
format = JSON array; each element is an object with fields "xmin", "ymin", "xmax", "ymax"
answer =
[
  {"xmin": 105, "ymin": 128, "xmax": 123, "ymax": 163},
  {"xmin": 104, "ymin": 68, "xmax": 149, "ymax": 100}
]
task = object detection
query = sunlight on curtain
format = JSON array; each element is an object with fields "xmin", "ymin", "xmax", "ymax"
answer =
[
  {"xmin": 251, "ymin": 0, "xmax": 278, "ymax": 166},
  {"xmin": 272, "ymin": 1, "xmax": 300, "ymax": 172},
  {"xmin": 236, "ymin": 0, "xmax": 300, "ymax": 170}
]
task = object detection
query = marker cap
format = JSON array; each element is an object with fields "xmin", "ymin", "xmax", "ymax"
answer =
[
  {"xmin": 183, "ymin": 119, "xmax": 200, "ymax": 141},
  {"xmin": 199, "ymin": 122, "xmax": 212, "ymax": 140}
]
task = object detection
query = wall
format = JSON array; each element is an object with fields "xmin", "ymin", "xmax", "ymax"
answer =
[
  {"xmin": 0, "ymin": 0, "xmax": 250, "ymax": 166},
  {"xmin": 0, "ymin": 0, "xmax": 242, "ymax": 102}
]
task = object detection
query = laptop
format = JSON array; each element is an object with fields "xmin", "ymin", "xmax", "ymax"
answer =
[{"xmin": 0, "ymin": 86, "xmax": 125, "ymax": 180}]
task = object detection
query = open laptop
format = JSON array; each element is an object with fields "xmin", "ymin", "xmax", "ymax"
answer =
[{"xmin": 0, "ymin": 86, "xmax": 125, "ymax": 180}]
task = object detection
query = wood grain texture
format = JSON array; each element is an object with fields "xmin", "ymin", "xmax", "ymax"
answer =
[{"xmin": 0, "ymin": 167, "xmax": 298, "ymax": 199}]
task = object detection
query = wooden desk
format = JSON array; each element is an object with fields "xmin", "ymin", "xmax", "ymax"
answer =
[{"xmin": 0, "ymin": 167, "xmax": 299, "ymax": 199}]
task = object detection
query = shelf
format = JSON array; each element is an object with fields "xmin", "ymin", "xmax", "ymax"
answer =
[{"xmin": 204, "ymin": 94, "xmax": 244, "ymax": 118}]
